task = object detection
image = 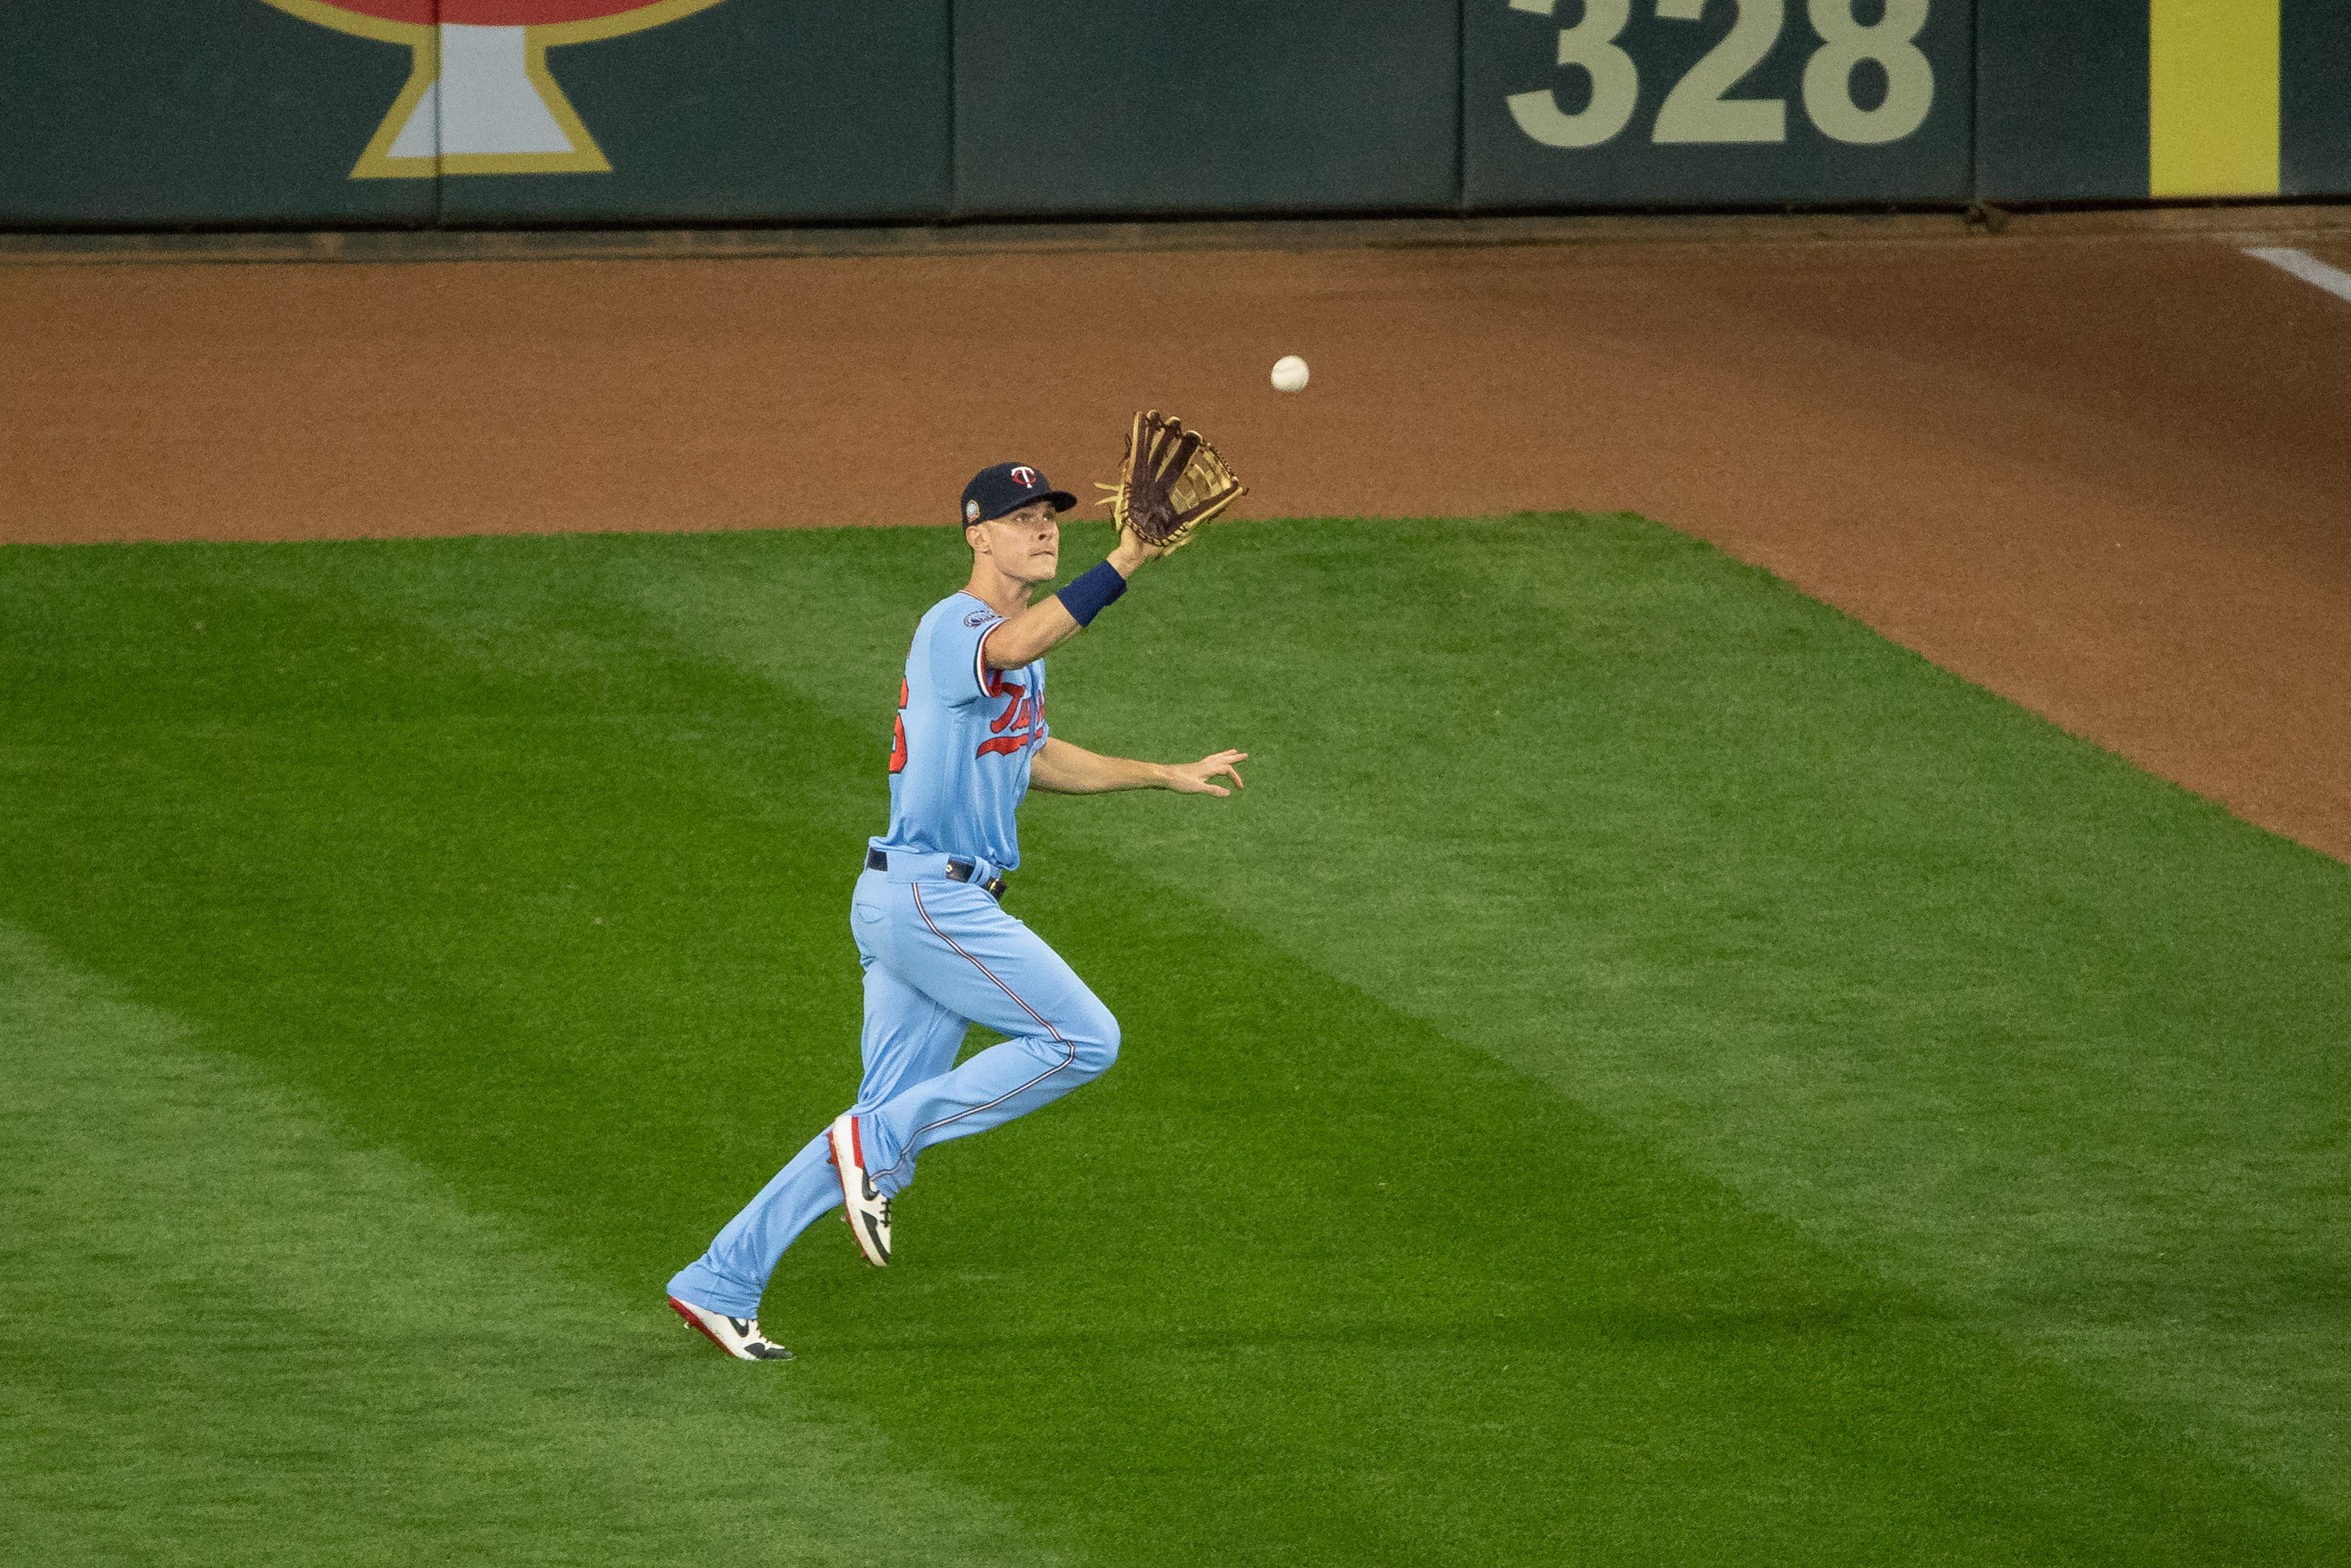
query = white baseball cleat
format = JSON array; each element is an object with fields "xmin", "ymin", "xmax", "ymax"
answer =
[
  {"xmin": 828, "ymin": 1111, "xmax": 892, "ymax": 1267},
  {"xmin": 668, "ymin": 1294, "xmax": 794, "ymax": 1361}
]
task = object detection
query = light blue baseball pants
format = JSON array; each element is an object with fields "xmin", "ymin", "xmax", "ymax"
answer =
[{"xmin": 666, "ymin": 862, "xmax": 1118, "ymax": 1318}]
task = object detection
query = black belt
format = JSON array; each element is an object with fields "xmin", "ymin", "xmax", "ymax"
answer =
[{"xmin": 865, "ymin": 848, "xmax": 1008, "ymax": 900}]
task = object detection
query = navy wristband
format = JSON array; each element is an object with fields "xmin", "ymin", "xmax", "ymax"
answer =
[{"xmin": 1055, "ymin": 559, "xmax": 1128, "ymax": 628}]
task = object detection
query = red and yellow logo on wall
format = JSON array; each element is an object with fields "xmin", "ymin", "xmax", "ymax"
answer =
[{"xmin": 258, "ymin": 0, "xmax": 728, "ymax": 178}]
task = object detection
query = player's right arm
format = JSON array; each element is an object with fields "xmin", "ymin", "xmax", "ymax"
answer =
[
  {"xmin": 979, "ymin": 597, "xmax": 1081, "ymax": 670},
  {"xmin": 983, "ymin": 532, "xmax": 1167, "ymax": 669}
]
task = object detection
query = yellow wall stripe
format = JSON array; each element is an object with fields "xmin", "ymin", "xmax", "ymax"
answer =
[{"xmin": 2149, "ymin": 0, "xmax": 2281, "ymax": 197}]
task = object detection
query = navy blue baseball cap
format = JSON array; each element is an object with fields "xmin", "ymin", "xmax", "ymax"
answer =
[{"xmin": 961, "ymin": 463, "xmax": 1077, "ymax": 527}]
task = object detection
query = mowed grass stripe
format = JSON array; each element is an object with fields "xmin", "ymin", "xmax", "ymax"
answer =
[
  {"xmin": 790, "ymin": 861, "xmax": 2346, "ymax": 1564},
  {"xmin": 0, "ymin": 924, "xmax": 1050, "ymax": 1568},
  {"xmin": 645, "ymin": 515, "xmax": 2351, "ymax": 1519},
  {"xmin": 1068, "ymin": 514, "xmax": 2351, "ymax": 1519},
  {"xmin": 0, "ymin": 525, "xmax": 2340, "ymax": 1561}
]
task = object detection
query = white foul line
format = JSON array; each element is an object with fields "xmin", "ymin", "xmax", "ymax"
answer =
[{"xmin": 2243, "ymin": 246, "xmax": 2351, "ymax": 306}]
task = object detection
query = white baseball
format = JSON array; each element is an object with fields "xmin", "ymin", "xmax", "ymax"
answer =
[{"xmin": 1270, "ymin": 354, "xmax": 1310, "ymax": 394}]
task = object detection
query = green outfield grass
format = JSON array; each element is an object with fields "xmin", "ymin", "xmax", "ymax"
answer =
[{"xmin": 3, "ymin": 514, "xmax": 2346, "ymax": 1564}]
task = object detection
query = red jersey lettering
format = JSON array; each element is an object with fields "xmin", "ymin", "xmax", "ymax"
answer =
[{"xmin": 976, "ymin": 679, "xmax": 1042, "ymax": 759}]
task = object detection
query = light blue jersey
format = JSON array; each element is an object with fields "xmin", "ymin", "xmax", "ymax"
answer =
[
  {"xmin": 668, "ymin": 582, "xmax": 1117, "ymax": 1323},
  {"xmin": 875, "ymin": 590, "xmax": 1048, "ymax": 871}
]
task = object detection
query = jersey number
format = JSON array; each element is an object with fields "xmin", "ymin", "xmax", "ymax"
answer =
[{"xmin": 888, "ymin": 677, "xmax": 908, "ymax": 773}]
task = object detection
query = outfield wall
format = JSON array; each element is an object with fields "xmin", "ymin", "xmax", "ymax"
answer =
[{"xmin": 2, "ymin": 1, "xmax": 2344, "ymax": 228}]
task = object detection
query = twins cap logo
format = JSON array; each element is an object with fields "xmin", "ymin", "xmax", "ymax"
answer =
[
  {"xmin": 1010, "ymin": 466, "xmax": 1038, "ymax": 487},
  {"xmin": 965, "ymin": 500, "xmax": 982, "ymax": 522},
  {"xmin": 257, "ymin": 0, "xmax": 728, "ymax": 179}
]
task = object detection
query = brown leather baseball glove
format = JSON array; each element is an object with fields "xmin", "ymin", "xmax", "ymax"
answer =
[{"xmin": 1094, "ymin": 409, "xmax": 1246, "ymax": 551}]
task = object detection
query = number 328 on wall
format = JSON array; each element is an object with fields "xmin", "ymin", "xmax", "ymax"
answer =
[{"xmin": 1509, "ymin": 0, "xmax": 1933, "ymax": 149}]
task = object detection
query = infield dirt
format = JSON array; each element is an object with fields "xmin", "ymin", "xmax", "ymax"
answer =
[{"xmin": 4, "ymin": 218, "xmax": 2348, "ymax": 860}]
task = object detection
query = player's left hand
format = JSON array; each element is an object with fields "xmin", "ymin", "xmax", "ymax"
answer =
[{"xmin": 1163, "ymin": 750, "xmax": 1247, "ymax": 797}]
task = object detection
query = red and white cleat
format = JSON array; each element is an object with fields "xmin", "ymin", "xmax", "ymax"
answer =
[
  {"xmin": 828, "ymin": 1111, "xmax": 893, "ymax": 1267},
  {"xmin": 668, "ymin": 1295, "xmax": 794, "ymax": 1361}
]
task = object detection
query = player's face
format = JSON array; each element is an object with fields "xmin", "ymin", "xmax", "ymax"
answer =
[{"xmin": 974, "ymin": 502, "xmax": 1061, "ymax": 585}]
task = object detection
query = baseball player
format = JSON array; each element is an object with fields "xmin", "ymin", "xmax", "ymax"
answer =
[{"xmin": 667, "ymin": 456, "xmax": 1247, "ymax": 1360}]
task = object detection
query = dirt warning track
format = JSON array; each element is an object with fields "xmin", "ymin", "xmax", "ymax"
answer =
[{"xmin": 4, "ymin": 218, "xmax": 2349, "ymax": 859}]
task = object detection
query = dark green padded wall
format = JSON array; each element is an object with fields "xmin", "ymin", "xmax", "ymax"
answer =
[
  {"xmin": 1979, "ymin": 0, "xmax": 2351, "ymax": 203},
  {"xmin": 2282, "ymin": 2, "xmax": 2351, "ymax": 198},
  {"xmin": 950, "ymin": 0, "xmax": 1459, "ymax": 217},
  {"xmin": 1974, "ymin": 1, "xmax": 2149, "ymax": 202},
  {"xmin": 5, "ymin": 2, "xmax": 2349, "ymax": 229},
  {"xmin": 0, "ymin": 0, "xmax": 433, "ymax": 225},
  {"xmin": 438, "ymin": 0, "xmax": 951, "ymax": 225}
]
